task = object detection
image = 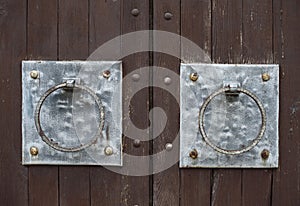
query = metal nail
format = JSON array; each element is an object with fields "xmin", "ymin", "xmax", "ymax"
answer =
[
  {"xmin": 30, "ymin": 70, "xmax": 39, "ymax": 79},
  {"xmin": 262, "ymin": 73, "xmax": 270, "ymax": 81},
  {"xmin": 190, "ymin": 73, "xmax": 198, "ymax": 81},
  {"xmin": 103, "ymin": 70, "xmax": 111, "ymax": 79},
  {"xmin": 261, "ymin": 149, "xmax": 270, "ymax": 160},
  {"xmin": 132, "ymin": 73, "xmax": 140, "ymax": 81},
  {"xmin": 164, "ymin": 12, "xmax": 173, "ymax": 20},
  {"xmin": 164, "ymin": 77, "xmax": 172, "ymax": 85},
  {"xmin": 104, "ymin": 146, "xmax": 113, "ymax": 156},
  {"xmin": 131, "ymin": 8, "xmax": 140, "ymax": 16},
  {"xmin": 189, "ymin": 149, "xmax": 198, "ymax": 159},
  {"xmin": 30, "ymin": 146, "xmax": 39, "ymax": 156},
  {"xmin": 165, "ymin": 143, "xmax": 173, "ymax": 151},
  {"xmin": 133, "ymin": 139, "xmax": 141, "ymax": 148}
]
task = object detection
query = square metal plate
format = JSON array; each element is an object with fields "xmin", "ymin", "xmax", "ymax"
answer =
[
  {"xmin": 180, "ymin": 63, "xmax": 279, "ymax": 168},
  {"xmin": 22, "ymin": 61, "xmax": 122, "ymax": 166}
]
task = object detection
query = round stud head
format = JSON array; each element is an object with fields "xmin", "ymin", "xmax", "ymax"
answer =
[
  {"xmin": 189, "ymin": 149, "xmax": 198, "ymax": 159},
  {"xmin": 131, "ymin": 8, "xmax": 140, "ymax": 16},
  {"xmin": 133, "ymin": 139, "xmax": 141, "ymax": 148},
  {"xmin": 30, "ymin": 70, "xmax": 39, "ymax": 79},
  {"xmin": 164, "ymin": 77, "xmax": 172, "ymax": 85},
  {"xmin": 165, "ymin": 143, "xmax": 173, "ymax": 151},
  {"xmin": 190, "ymin": 73, "xmax": 198, "ymax": 81},
  {"xmin": 164, "ymin": 12, "xmax": 173, "ymax": 20},
  {"xmin": 261, "ymin": 149, "xmax": 270, "ymax": 160},
  {"xmin": 132, "ymin": 73, "xmax": 140, "ymax": 81},
  {"xmin": 262, "ymin": 73, "xmax": 270, "ymax": 81},
  {"xmin": 104, "ymin": 146, "xmax": 113, "ymax": 156},
  {"xmin": 30, "ymin": 146, "xmax": 39, "ymax": 156},
  {"xmin": 103, "ymin": 70, "xmax": 111, "ymax": 79}
]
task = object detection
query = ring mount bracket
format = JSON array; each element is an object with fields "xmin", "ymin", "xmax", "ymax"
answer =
[
  {"xmin": 22, "ymin": 61, "xmax": 122, "ymax": 166},
  {"xmin": 180, "ymin": 63, "xmax": 279, "ymax": 168}
]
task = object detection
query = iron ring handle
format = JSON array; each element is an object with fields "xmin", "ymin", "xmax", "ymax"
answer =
[
  {"xmin": 199, "ymin": 87, "xmax": 266, "ymax": 155},
  {"xmin": 34, "ymin": 82, "xmax": 105, "ymax": 152}
]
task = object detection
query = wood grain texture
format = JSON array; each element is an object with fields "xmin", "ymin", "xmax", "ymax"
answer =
[
  {"xmin": 153, "ymin": 0, "xmax": 180, "ymax": 205},
  {"xmin": 211, "ymin": 0, "xmax": 243, "ymax": 205},
  {"xmin": 0, "ymin": 0, "xmax": 28, "ymax": 205},
  {"xmin": 89, "ymin": 0, "xmax": 123, "ymax": 205},
  {"xmin": 58, "ymin": 1, "xmax": 90, "ymax": 206},
  {"xmin": 120, "ymin": 1, "xmax": 150, "ymax": 205},
  {"xmin": 272, "ymin": 0, "xmax": 300, "ymax": 205},
  {"xmin": 27, "ymin": 0, "xmax": 59, "ymax": 205},
  {"xmin": 180, "ymin": 0, "xmax": 212, "ymax": 205},
  {"xmin": 241, "ymin": 1, "xmax": 273, "ymax": 205}
]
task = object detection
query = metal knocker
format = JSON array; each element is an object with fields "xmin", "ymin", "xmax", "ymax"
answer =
[
  {"xmin": 199, "ymin": 84, "xmax": 267, "ymax": 155},
  {"xmin": 34, "ymin": 80, "xmax": 105, "ymax": 152}
]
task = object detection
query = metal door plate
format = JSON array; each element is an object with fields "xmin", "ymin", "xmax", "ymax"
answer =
[
  {"xmin": 22, "ymin": 61, "xmax": 122, "ymax": 166},
  {"xmin": 180, "ymin": 63, "xmax": 279, "ymax": 168}
]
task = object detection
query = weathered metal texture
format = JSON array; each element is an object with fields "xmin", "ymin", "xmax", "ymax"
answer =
[
  {"xmin": 180, "ymin": 63, "xmax": 279, "ymax": 168},
  {"xmin": 22, "ymin": 61, "xmax": 122, "ymax": 166}
]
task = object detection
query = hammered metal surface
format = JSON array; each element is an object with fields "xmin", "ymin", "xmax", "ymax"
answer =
[
  {"xmin": 22, "ymin": 61, "xmax": 122, "ymax": 166},
  {"xmin": 180, "ymin": 63, "xmax": 279, "ymax": 168}
]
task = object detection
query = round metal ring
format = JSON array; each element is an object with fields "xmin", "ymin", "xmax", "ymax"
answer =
[
  {"xmin": 34, "ymin": 82, "xmax": 105, "ymax": 152},
  {"xmin": 199, "ymin": 87, "xmax": 266, "ymax": 155}
]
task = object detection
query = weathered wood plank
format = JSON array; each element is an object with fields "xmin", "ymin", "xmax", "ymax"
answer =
[
  {"xmin": 89, "ymin": 0, "xmax": 122, "ymax": 205},
  {"xmin": 180, "ymin": 0, "xmax": 212, "ymax": 205},
  {"xmin": 241, "ymin": 1, "xmax": 273, "ymax": 205},
  {"xmin": 272, "ymin": 0, "xmax": 300, "ymax": 205},
  {"xmin": 58, "ymin": 0, "xmax": 90, "ymax": 205},
  {"xmin": 27, "ymin": 0, "xmax": 59, "ymax": 205},
  {"xmin": 211, "ymin": 0, "xmax": 243, "ymax": 205},
  {"xmin": 153, "ymin": 0, "xmax": 180, "ymax": 205},
  {"xmin": 0, "ymin": 0, "xmax": 28, "ymax": 205}
]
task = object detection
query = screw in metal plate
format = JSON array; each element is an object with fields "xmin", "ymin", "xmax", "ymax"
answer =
[
  {"xmin": 164, "ymin": 77, "xmax": 172, "ymax": 85},
  {"xmin": 262, "ymin": 73, "xmax": 270, "ymax": 81},
  {"xmin": 261, "ymin": 149, "xmax": 270, "ymax": 160},
  {"xmin": 30, "ymin": 70, "xmax": 39, "ymax": 79},
  {"xmin": 165, "ymin": 143, "xmax": 173, "ymax": 151},
  {"xmin": 164, "ymin": 12, "xmax": 173, "ymax": 20},
  {"xmin": 103, "ymin": 70, "xmax": 111, "ymax": 79},
  {"xmin": 104, "ymin": 146, "xmax": 113, "ymax": 156},
  {"xmin": 131, "ymin": 8, "xmax": 140, "ymax": 16},
  {"xmin": 189, "ymin": 149, "xmax": 198, "ymax": 159},
  {"xmin": 30, "ymin": 146, "xmax": 39, "ymax": 156},
  {"xmin": 190, "ymin": 73, "xmax": 198, "ymax": 82},
  {"xmin": 133, "ymin": 139, "xmax": 141, "ymax": 148}
]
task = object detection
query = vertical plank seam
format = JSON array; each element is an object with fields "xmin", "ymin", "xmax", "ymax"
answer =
[
  {"xmin": 26, "ymin": 1, "xmax": 29, "ymax": 204},
  {"xmin": 178, "ymin": 1, "xmax": 182, "ymax": 205},
  {"xmin": 210, "ymin": 1, "xmax": 213, "ymax": 205}
]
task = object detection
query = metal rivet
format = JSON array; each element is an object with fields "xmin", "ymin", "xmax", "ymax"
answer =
[
  {"xmin": 132, "ymin": 73, "xmax": 140, "ymax": 81},
  {"xmin": 164, "ymin": 77, "xmax": 172, "ymax": 85},
  {"xmin": 164, "ymin": 12, "xmax": 173, "ymax": 20},
  {"xmin": 261, "ymin": 149, "xmax": 270, "ymax": 160},
  {"xmin": 189, "ymin": 149, "xmax": 198, "ymax": 159},
  {"xmin": 133, "ymin": 139, "xmax": 141, "ymax": 148},
  {"xmin": 131, "ymin": 8, "xmax": 140, "ymax": 16},
  {"xmin": 103, "ymin": 70, "xmax": 111, "ymax": 79},
  {"xmin": 190, "ymin": 73, "xmax": 198, "ymax": 81},
  {"xmin": 30, "ymin": 146, "xmax": 39, "ymax": 156},
  {"xmin": 262, "ymin": 73, "xmax": 270, "ymax": 81},
  {"xmin": 165, "ymin": 143, "xmax": 173, "ymax": 151},
  {"xmin": 104, "ymin": 146, "xmax": 113, "ymax": 156},
  {"xmin": 30, "ymin": 70, "xmax": 39, "ymax": 79}
]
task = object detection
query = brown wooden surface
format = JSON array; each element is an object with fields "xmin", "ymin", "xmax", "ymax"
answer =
[
  {"xmin": 0, "ymin": 0, "xmax": 300, "ymax": 205},
  {"xmin": 27, "ymin": 0, "xmax": 59, "ymax": 205}
]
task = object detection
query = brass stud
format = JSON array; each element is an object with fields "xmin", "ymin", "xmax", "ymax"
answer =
[
  {"xmin": 30, "ymin": 70, "xmax": 39, "ymax": 79},
  {"xmin": 189, "ymin": 149, "xmax": 198, "ymax": 159},
  {"xmin": 190, "ymin": 73, "xmax": 198, "ymax": 82},
  {"xmin": 104, "ymin": 146, "xmax": 113, "ymax": 156},
  {"xmin": 262, "ymin": 73, "xmax": 270, "ymax": 81},
  {"xmin": 103, "ymin": 70, "xmax": 111, "ymax": 79},
  {"xmin": 30, "ymin": 146, "xmax": 39, "ymax": 156},
  {"xmin": 261, "ymin": 149, "xmax": 270, "ymax": 160}
]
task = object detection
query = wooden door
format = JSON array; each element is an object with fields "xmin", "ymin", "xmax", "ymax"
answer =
[{"xmin": 0, "ymin": 0, "xmax": 299, "ymax": 205}]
